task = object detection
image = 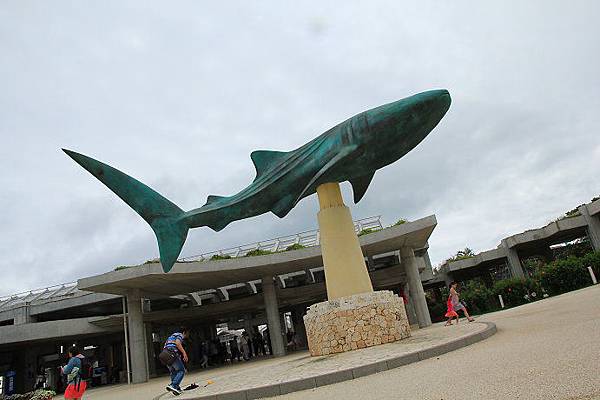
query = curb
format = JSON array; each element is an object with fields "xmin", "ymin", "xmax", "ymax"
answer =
[{"xmin": 166, "ymin": 322, "xmax": 497, "ymax": 400}]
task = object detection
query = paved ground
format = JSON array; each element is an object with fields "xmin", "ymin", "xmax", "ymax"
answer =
[
  {"xmin": 74, "ymin": 318, "xmax": 487, "ymax": 399},
  {"xmin": 277, "ymin": 285, "xmax": 600, "ymax": 400},
  {"xmin": 70, "ymin": 285, "xmax": 600, "ymax": 399}
]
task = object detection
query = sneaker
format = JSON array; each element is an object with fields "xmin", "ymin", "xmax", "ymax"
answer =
[{"xmin": 166, "ymin": 385, "xmax": 182, "ymax": 396}]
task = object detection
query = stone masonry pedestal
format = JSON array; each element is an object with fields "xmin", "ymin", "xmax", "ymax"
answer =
[{"xmin": 304, "ymin": 290, "xmax": 411, "ymax": 356}]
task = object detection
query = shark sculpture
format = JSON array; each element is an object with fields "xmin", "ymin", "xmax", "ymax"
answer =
[{"xmin": 64, "ymin": 89, "xmax": 451, "ymax": 272}]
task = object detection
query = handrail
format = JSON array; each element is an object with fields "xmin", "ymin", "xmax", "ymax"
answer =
[
  {"xmin": 0, "ymin": 281, "xmax": 78, "ymax": 305},
  {"xmin": 180, "ymin": 215, "xmax": 383, "ymax": 262}
]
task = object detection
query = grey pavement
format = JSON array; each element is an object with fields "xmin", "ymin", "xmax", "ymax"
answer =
[
  {"xmin": 276, "ymin": 285, "xmax": 600, "ymax": 400},
  {"xmin": 61, "ymin": 285, "xmax": 600, "ymax": 400},
  {"xmin": 69, "ymin": 317, "xmax": 487, "ymax": 399}
]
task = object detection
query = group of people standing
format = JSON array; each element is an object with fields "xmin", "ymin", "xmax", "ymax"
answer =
[{"xmin": 197, "ymin": 328, "xmax": 272, "ymax": 367}]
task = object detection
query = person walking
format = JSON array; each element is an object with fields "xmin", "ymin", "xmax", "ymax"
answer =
[
  {"xmin": 263, "ymin": 328, "xmax": 271, "ymax": 355},
  {"xmin": 161, "ymin": 327, "xmax": 190, "ymax": 396},
  {"xmin": 229, "ymin": 338, "xmax": 240, "ymax": 362},
  {"xmin": 240, "ymin": 331, "xmax": 250, "ymax": 360},
  {"xmin": 449, "ymin": 282, "xmax": 475, "ymax": 322},
  {"xmin": 61, "ymin": 345, "xmax": 87, "ymax": 400},
  {"xmin": 199, "ymin": 341, "xmax": 209, "ymax": 368},
  {"xmin": 444, "ymin": 296, "xmax": 459, "ymax": 326}
]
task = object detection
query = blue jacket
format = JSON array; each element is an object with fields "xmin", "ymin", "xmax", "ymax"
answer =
[{"xmin": 62, "ymin": 355, "xmax": 84, "ymax": 384}]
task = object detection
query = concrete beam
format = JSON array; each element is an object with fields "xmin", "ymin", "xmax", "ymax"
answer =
[
  {"xmin": 217, "ymin": 288, "xmax": 229, "ymax": 301},
  {"xmin": 0, "ymin": 317, "xmax": 114, "ymax": 344},
  {"xmin": 30, "ymin": 293, "xmax": 120, "ymax": 315}
]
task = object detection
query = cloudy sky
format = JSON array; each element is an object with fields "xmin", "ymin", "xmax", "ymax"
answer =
[{"xmin": 1, "ymin": 1, "xmax": 599, "ymax": 296}]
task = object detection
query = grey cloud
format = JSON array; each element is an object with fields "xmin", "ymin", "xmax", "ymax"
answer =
[{"xmin": 1, "ymin": 1, "xmax": 599, "ymax": 295}]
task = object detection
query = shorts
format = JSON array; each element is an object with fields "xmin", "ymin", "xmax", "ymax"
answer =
[
  {"xmin": 453, "ymin": 302, "xmax": 465, "ymax": 311},
  {"xmin": 64, "ymin": 380, "xmax": 87, "ymax": 399}
]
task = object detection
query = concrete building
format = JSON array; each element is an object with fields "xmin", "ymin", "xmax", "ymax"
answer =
[
  {"xmin": 439, "ymin": 197, "xmax": 600, "ymax": 284},
  {"xmin": 0, "ymin": 215, "xmax": 439, "ymax": 392}
]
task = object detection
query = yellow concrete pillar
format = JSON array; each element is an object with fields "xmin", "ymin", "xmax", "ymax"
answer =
[{"xmin": 316, "ymin": 182, "xmax": 374, "ymax": 299}]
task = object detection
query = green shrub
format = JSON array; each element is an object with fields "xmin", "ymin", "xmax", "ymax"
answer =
[
  {"xmin": 492, "ymin": 277, "xmax": 541, "ymax": 307},
  {"xmin": 285, "ymin": 243, "xmax": 306, "ymax": 251},
  {"xmin": 114, "ymin": 265, "xmax": 131, "ymax": 271},
  {"xmin": 553, "ymin": 240, "xmax": 594, "ymax": 260},
  {"xmin": 580, "ymin": 251, "xmax": 600, "ymax": 278},
  {"xmin": 393, "ymin": 219, "xmax": 407, "ymax": 226},
  {"xmin": 460, "ymin": 280, "xmax": 498, "ymax": 314},
  {"xmin": 358, "ymin": 228, "xmax": 377, "ymax": 236},
  {"xmin": 428, "ymin": 301, "xmax": 447, "ymax": 322},
  {"xmin": 210, "ymin": 254, "xmax": 232, "ymax": 260},
  {"xmin": 538, "ymin": 255, "xmax": 594, "ymax": 295},
  {"xmin": 244, "ymin": 249, "xmax": 272, "ymax": 257}
]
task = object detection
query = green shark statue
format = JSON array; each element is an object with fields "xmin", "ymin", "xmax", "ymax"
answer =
[{"xmin": 64, "ymin": 89, "xmax": 451, "ymax": 272}]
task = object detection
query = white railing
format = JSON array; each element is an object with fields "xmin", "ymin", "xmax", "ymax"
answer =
[
  {"xmin": 180, "ymin": 215, "xmax": 383, "ymax": 262},
  {"xmin": 0, "ymin": 282, "xmax": 78, "ymax": 310}
]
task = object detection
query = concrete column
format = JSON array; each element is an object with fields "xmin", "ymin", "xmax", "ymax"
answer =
[
  {"xmin": 416, "ymin": 248, "xmax": 435, "ymax": 281},
  {"xmin": 580, "ymin": 205, "xmax": 600, "ymax": 251},
  {"xmin": 402, "ymin": 282, "xmax": 419, "ymax": 327},
  {"xmin": 23, "ymin": 348, "xmax": 36, "ymax": 392},
  {"xmin": 401, "ymin": 247, "xmax": 432, "ymax": 328},
  {"xmin": 145, "ymin": 323, "xmax": 156, "ymax": 378},
  {"xmin": 292, "ymin": 306, "xmax": 308, "ymax": 349},
  {"xmin": 502, "ymin": 240, "xmax": 525, "ymax": 278},
  {"xmin": 443, "ymin": 272, "xmax": 453, "ymax": 287},
  {"xmin": 126, "ymin": 289, "xmax": 149, "ymax": 383},
  {"xmin": 13, "ymin": 306, "xmax": 34, "ymax": 325},
  {"xmin": 262, "ymin": 276, "xmax": 285, "ymax": 357}
]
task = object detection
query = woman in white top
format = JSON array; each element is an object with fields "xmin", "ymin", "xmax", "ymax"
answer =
[{"xmin": 449, "ymin": 282, "xmax": 475, "ymax": 322}]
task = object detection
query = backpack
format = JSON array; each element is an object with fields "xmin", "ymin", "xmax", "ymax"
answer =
[
  {"xmin": 79, "ymin": 357, "xmax": 93, "ymax": 381},
  {"xmin": 159, "ymin": 349, "xmax": 175, "ymax": 366}
]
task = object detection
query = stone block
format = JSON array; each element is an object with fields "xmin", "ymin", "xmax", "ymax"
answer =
[
  {"xmin": 247, "ymin": 384, "xmax": 281, "ymax": 400},
  {"xmin": 352, "ymin": 361, "xmax": 388, "ymax": 379},
  {"xmin": 315, "ymin": 370, "xmax": 354, "ymax": 387},
  {"xmin": 216, "ymin": 390, "xmax": 248, "ymax": 400},
  {"xmin": 279, "ymin": 378, "xmax": 316, "ymax": 395},
  {"xmin": 304, "ymin": 290, "xmax": 411, "ymax": 356}
]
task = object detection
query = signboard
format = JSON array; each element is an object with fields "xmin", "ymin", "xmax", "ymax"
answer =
[{"xmin": 4, "ymin": 371, "xmax": 16, "ymax": 395}]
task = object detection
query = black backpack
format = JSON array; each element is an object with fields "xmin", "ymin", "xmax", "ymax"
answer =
[{"xmin": 79, "ymin": 357, "xmax": 93, "ymax": 381}]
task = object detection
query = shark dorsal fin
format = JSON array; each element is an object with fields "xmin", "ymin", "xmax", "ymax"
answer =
[
  {"xmin": 250, "ymin": 150, "xmax": 288, "ymax": 180},
  {"xmin": 204, "ymin": 195, "xmax": 226, "ymax": 207},
  {"xmin": 349, "ymin": 172, "xmax": 375, "ymax": 203}
]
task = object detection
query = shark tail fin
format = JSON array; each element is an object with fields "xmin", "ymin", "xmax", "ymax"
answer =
[{"xmin": 63, "ymin": 149, "xmax": 188, "ymax": 272}]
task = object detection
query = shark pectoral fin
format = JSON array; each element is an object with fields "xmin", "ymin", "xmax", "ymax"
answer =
[
  {"xmin": 206, "ymin": 216, "xmax": 231, "ymax": 232},
  {"xmin": 250, "ymin": 150, "xmax": 288, "ymax": 180},
  {"xmin": 349, "ymin": 172, "xmax": 375, "ymax": 203},
  {"xmin": 297, "ymin": 144, "xmax": 358, "ymax": 200},
  {"xmin": 271, "ymin": 193, "xmax": 297, "ymax": 218}
]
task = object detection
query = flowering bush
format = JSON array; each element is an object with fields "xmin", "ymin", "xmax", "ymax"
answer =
[
  {"xmin": 538, "ymin": 255, "xmax": 596, "ymax": 295},
  {"xmin": 459, "ymin": 280, "xmax": 498, "ymax": 314},
  {"xmin": 492, "ymin": 277, "xmax": 541, "ymax": 307}
]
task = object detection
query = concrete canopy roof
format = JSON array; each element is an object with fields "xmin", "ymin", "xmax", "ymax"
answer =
[{"xmin": 78, "ymin": 215, "xmax": 437, "ymax": 297}]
